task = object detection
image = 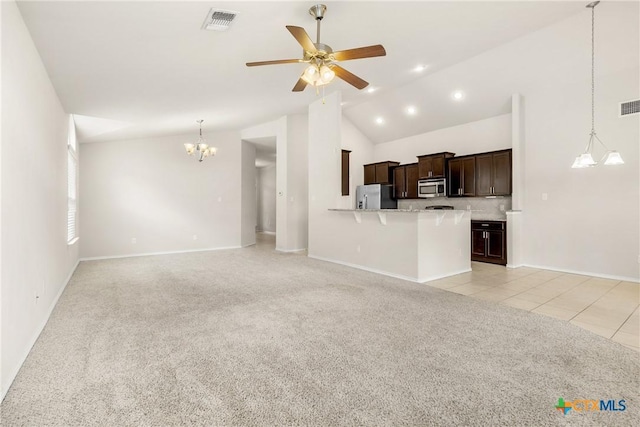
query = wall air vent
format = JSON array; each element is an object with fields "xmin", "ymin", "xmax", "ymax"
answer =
[
  {"xmin": 619, "ymin": 99, "xmax": 640, "ymax": 117},
  {"xmin": 202, "ymin": 9, "xmax": 238, "ymax": 31}
]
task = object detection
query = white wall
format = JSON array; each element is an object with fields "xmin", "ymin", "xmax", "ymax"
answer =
[
  {"xmin": 79, "ymin": 132, "xmax": 242, "ymax": 259},
  {"xmin": 240, "ymin": 141, "xmax": 256, "ymax": 247},
  {"xmin": 511, "ymin": 3, "xmax": 639, "ymax": 281},
  {"xmin": 521, "ymin": 68, "xmax": 638, "ymax": 280},
  {"xmin": 308, "ymin": 92, "xmax": 342, "ymax": 257},
  {"xmin": 256, "ymin": 165, "xmax": 276, "ymax": 233},
  {"xmin": 284, "ymin": 114, "xmax": 309, "ymax": 251},
  {"xmin": 373, "ymin": 114, "xmax": 512, "ymax": 163},
  {"xmin": 340, "ymin": 117, "xmax": 375, "ymax": 209},
  {"xmin": 1, "ymin": 0, "xmax": 79, "ymax": 398}
]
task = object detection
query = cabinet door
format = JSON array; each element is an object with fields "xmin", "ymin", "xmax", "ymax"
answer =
[
  {"xmin": 375, "ymin": 163, "xmax": 389, "ymax": 184},
  {"xmin": 475, "ymin": 154, "xmax": 493, "ymax": 196},
  {"xmin": 471, "ymin": 229, "xmax": 487, "ymax": 258},
  {"xmin": 486, "ymin": 230, "xmax": 506, "ymax": 264},
  {"xmin": 448, "ymin": 159, "xmax": 462, "ymax": 197},
  {"xmin": 393, "ymin": 166, "xmax": 405, "ymax": 199},
  {"xmin": 461, "ymin": 157, "xmax": 476, "ymax": 196},
  {"xmin": 405, "ymin": 164, "xmax": 419, "ymax": 199},
  {"xmin": 431, "ymin": 155, "xmax": 445, "ymax": 178},
  {"xmin": 364, "ymin": 164, "xmax": 376, "ymax": 185},
  {"xmin": 492, "ymin": 151, "xmax": 512, "ymax": 196},
  {"xmin": 341, "ymin": 150, "xmax": 350, "ymax": 196},
  {"xmin": 418, "ymin": 157, "xmax": 433, "ymax": 179}
]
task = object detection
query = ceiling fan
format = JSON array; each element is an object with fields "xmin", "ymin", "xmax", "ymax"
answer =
[{"xmin": 246, "ymin": 4, "xmax": 386, "ymax": 92}]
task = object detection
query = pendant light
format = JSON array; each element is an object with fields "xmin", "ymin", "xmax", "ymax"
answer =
[
  {"xmin": 572, "ymin": 1, "xmax": 624, "ymax": 169},
  {"xmin": 184, "ymin": 120, "xmax": 217, "ymax": 162}
]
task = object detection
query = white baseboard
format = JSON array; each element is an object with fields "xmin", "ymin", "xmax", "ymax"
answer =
[
  {"xmin": 79, "ymin": 246, "xmax": 242, "ymax": 261},
  {"xmin": 1, "ymin": 259, "xmax": 80, "ymax": 401},
  {"xmin": 308, "ymin": 254, "xmax": 422, "ymax": 283},
  {"xmin": 276, "ymin": 247, "xmax": 306, "ymax": 253},
  {"xmin": 419, "ymin": 268, "xmax": 472, "ymax": 283},
  {"xmin": 521, "ymin": 264, "xmax": 639, "ymax": 283},
  {"xmin": 257, "ymin": 231, "xmax": 276, "ymax": 235}
]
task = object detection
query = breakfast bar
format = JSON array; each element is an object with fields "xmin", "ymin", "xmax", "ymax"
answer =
[{"xmin": 309, "ymin": 209, "xmax": 471, "ymax": 283}]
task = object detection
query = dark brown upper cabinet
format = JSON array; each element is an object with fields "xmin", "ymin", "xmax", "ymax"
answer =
[
  {"xmin": 393, "ymin": 163, "xmax": 419, "ymax": 199},
  {"xmin": 417, "ymin": 152, "xmax": 455, "ymax": 179},
  {"xmin": 341, "ymin": 150, "xmax": 351, "ymax": 196},
  {"xmin": 447, "ymin": 156, "xmax": 476, "ymax": 197},
  {"xmin": 363, "ymin": 161, "xmax": 400, "ymax": 185},
  {"xmin": 475, "ymin": 150, "xmax": 512, "ymax": 196}
]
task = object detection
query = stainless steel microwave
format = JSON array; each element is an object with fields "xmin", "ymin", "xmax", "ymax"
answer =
[{"xmin": 418, "ymin": 179, "xmax": 446, "ymax": 198}]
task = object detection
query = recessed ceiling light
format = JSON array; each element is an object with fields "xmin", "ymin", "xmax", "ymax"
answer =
[
  {"xmin": 414, "ymin": 65, "xmax": 427, "ymax": 72},
  {"xmin": 375, "ymin": 117, "xmax": 384, "ymax": 125},
  {"xmin": 367, "ymin": 87, "xmax": 376, "ymax": 94},
  {"xmin": 406, "ymin": 106, "xmax": 417, "ymax": 115},
  {"xmin": 452, "ymin": 90, "xmax": 465, "ymax": 101}
]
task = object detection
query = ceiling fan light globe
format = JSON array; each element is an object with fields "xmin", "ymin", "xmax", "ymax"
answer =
[
  {"xmin": 319, "ymin": 65, "xmax": 335, "ymax": 83},
  {"xmin": 197, "ymin": 143, "xmax": 209, "ymax": 152},
  {"xmin": 603, "ymin": 151, "xmax": 624, "ymax": 165},
  {"xmin": 184, "ymin": 143, "xmax": 195, "ymax": 155}
]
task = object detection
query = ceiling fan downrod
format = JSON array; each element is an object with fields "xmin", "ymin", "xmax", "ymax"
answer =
[{"xmin": 309, "ymin": 4, "xmax": 326, "ymax": 45}]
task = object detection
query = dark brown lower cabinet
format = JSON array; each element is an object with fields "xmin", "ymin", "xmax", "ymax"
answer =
[{"xmin": 471, "ymin": 220, "xmax": 506, "ymax": 265}]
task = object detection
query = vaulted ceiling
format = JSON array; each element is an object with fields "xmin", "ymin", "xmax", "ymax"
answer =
[{"xmin": 17, "ymin": 1, "xmax": 585, "ymax": 144}]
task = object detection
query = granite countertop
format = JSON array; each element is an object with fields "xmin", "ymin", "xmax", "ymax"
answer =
[{"xmin": 329, "ymin": 208, "xmax": 468, "ymax": 213}]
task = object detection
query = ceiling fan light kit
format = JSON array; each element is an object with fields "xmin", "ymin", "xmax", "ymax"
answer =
[{"xmin": 246, "ymin": 4, "xmax": 386, "ymax": 92}]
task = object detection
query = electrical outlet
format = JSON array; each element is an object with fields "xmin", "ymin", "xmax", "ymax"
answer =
[
  {"xmin": 466, "ymin": 205, "xmax": 471, "ymax": 210},
  {"xmin": 357, "ymin": 245, "xmax": 361, "ymax": 253},
  {"xmin": 192, "ymin": 235, "xmax": 198, "ymax": 241},
  {"xmin": 500, "ymin": 204, "xmax": 505, "ymax": 212},
  {"xmin": 542, "ymin": 193, "xmax": 548, "ymax": 201},
  {"xmin": 131, "ymin": 238, "xmax": 137, "ymax": 244},
  {"xmin": 637, "ymin": 255, "xmax": 640, "ymax": 264},
  {"xmin": 217, "ymin": 196, "xmax": 222, "ymax": 202}
]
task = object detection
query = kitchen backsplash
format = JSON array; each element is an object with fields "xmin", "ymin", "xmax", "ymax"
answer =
[{"xmin": 398, "ymin": 197, "xmax": 512, "ymax": 220}]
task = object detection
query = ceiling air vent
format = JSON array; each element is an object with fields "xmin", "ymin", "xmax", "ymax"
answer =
[
  {"xmin": 202, "ymin": 9, "xmax": 238, "ymax": 31},
  {"xmin": 619, "ymin": 99, "xmax": 640, "ymax": 117}
]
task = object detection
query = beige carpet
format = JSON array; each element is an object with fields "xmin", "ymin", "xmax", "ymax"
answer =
[{"xmin": 2, "ymin": 235, "xmax": 638, "ymax": 426}]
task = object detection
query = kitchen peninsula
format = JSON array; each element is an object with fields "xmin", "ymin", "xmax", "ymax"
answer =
[{"xmin": 316, "ymin": 208, "xmax": 471, "ymax": 283}]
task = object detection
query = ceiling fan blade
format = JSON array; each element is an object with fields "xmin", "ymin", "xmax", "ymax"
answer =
[
  {"xmin": 332, "ymin": 45, "xmax": 386, "ymax": 62},
  {"xmin": 286, "ymin": 26, "xmax": 317, "ymax": 53},
  {"xmin": 332, "ymin": 65, "xmax": 369, "ymax": 90},
  {"xmin": 246, "ymin": 59, "xmax": 303, "ymax": 67},
  {"xmin": 292, "ymin": 76, "xmax": 308, "ymax": 92}
]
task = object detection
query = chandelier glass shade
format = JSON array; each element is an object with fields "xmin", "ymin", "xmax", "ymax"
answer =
[
  {"xmin": 572, "ymin": 1, "xmax": 623, "ymax": 169},
  {"xmin": 184, "ymin": 120, "xmax": 217, "ymax": 162}
]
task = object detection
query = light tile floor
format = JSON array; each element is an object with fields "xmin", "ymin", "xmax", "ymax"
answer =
[{"xmin": 427, "ymin": 262, "xmax": 640, "ymax": 352}]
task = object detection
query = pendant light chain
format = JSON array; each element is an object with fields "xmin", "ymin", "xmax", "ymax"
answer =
[
  {"xmin": 572, "ymin": 1, "xmax": 624, "ymax": 168},
  {"xmin": 591, "ymin": 4, "xmax": 595, "ymax": 134}
]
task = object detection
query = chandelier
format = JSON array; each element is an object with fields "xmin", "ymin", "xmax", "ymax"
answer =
[
  {"xmin": 184, "ymin": 120, "xmax": 216, "ymax": 162},
  {"xmin": 571, "ymin": 1, "xmax": 624, "ymax": 168}
]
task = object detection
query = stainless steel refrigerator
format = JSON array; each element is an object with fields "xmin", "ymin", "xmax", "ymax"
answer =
[{"xmin": 355, "ymin": 184, "xmax": 397, "ymax": 210}]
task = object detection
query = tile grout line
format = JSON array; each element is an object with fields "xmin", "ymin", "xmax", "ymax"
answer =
[
  {"xmin": 567, "ymin": 280, "xmax": 625, "ymax": 323},
  {"xmin": 610, "ymin": 307, "xmax": 639, "ymax": 340}
]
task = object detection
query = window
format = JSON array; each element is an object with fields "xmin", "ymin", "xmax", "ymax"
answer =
[{"xmin": 67, "ymin": 115, "xmax": 78, "ymax": 244}]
